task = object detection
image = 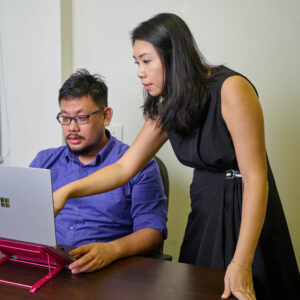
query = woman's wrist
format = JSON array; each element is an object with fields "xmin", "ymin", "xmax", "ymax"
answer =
[
  {"xmin": 231, "ymin": 259, "xmax": 252, "ymax": 272},
  {"xmin": 233, "ymin": 243, "xmax": 255, "ymax": 268}
]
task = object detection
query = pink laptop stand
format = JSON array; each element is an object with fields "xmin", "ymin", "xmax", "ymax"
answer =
[{"xmin": 0, "ymin": 238, "xmax": 67, "ymax": 293}]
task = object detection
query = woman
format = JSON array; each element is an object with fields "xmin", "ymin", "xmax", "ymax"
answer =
[{"xmin": 54, "ymin": 13, "xmax": 299, "ymax": 299}]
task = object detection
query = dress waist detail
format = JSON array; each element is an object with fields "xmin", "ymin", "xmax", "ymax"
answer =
[{"xmin": 225, "ymin": 170, "xmax": 241, "ymax": 179}]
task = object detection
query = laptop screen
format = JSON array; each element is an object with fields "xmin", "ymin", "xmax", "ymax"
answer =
[{"xmin": 0, "ymin": 165, "xmax": 57, "ymax": 247}]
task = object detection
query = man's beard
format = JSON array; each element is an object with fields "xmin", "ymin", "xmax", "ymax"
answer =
[{"xmin": 65, "ymin": 134, "xmax": 103, "ymax": 157}]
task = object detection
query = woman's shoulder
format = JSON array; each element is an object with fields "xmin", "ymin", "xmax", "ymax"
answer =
[
  {"xmin": 209, "ymin": 66, "xmax": 258, "ymax": 97},
  {"xmin": 221, "ymin": 75, "xmax": 259, "ymax": 109},
  {"xmin": 210, "ymin": 66, "xmax": 241, "ymax": 85}
]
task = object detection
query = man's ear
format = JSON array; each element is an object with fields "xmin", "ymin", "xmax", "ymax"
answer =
[{"xmin": 103, "ymin": 107, "xmax": 113, "ymax": 126}]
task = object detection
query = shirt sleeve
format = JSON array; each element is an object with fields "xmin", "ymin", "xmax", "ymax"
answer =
[
  {"xmin": 130, "ymin": 159, "xmax": 168, "ymax": 239},
  {"xmin": 29, "ymin": 148, "xmax": 61, "ymax": 169},
  {"xmin": 29, "ymin": 151, "xmax": 45, "ymax": 168}
]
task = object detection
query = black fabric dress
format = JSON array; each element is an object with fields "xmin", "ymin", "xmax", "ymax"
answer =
[{"xmin": 167, "ymin": 66, "xmax": 300, "ymax": 300}]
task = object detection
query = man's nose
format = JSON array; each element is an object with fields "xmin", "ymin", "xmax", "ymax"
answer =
[{"xmin": 68, "ymin": 118, "xmax": 80, "ymax": 131}]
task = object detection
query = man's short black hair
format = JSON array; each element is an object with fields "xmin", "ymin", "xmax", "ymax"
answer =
[{"xmin": 59, "ymin": 69, "xmax": 108, "ymax": 108}]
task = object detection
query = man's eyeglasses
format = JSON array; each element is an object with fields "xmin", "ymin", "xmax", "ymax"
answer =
[{"xmin": 56, "ymin": 108, "xmax": 105, "ymax": 125}]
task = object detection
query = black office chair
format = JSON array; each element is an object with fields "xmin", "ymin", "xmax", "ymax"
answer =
[
  {"xmin": 154, "ymin": 156, "xmax": 169, "ymax": 209},
  {"xmin": 145, "ymin": 156, "xmax": 172, "ymax": 261}
]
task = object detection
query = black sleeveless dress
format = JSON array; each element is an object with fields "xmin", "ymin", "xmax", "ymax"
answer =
[{"xmin": 167, "ymin": 66, "xmax": 300, "ymax": 300}]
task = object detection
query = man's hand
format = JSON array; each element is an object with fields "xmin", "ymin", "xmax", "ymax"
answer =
[
  {"xmin": 68, "ymin": 242, "xmax": 117, "ymax": 274},
  {"xmin": 68, "ymin": 228, "xmax": 163, "ymax": 274}
]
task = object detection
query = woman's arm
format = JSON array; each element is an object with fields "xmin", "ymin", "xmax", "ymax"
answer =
[
  {"xmin": 53, "ymin": 117, "xmax": 168, "ymax": 216},
  {"xmin": 221, "ymin": 75, "xmax": 268, "ymax": 300}
]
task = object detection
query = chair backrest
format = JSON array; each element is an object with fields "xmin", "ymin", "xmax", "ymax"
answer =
[
  {"xmin": 151, "ymin": 156, "xmax": 172, "ymax": 261},
  {"xmin": 154, "ymin": 156, "xmax": 169, "ymax": 210}
]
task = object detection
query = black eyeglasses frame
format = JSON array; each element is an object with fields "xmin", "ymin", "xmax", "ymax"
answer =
[{"xmin": 56, "ymin": 107, "xmax": 105, "ymax": 125}]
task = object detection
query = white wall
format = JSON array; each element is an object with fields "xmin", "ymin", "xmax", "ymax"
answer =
[
  {"xmin": 0, "ymin": 0, "xmax": 62, "ymax": 166},
  {"xmin": 72, "ymin": 0, "xmax": 300, "ymax": 265}
]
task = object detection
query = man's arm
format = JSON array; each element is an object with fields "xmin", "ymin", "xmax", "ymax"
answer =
[
  {"xmin": 68, "ymin": 154, "xmax": 167, "ymax": 274},
  {"xmin": 68, "ymin": 228, "xmax": 163, "ymax": 274}
]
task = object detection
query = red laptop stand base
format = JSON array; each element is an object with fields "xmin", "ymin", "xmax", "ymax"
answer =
[{"xmin": 0, "ymin": 238, "xmax": 67, "ymax": 292}]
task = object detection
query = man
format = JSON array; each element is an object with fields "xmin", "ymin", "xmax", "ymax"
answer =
[{"xmin": 30, "ymin": 69, "xmax": 167, "ymax": 274}]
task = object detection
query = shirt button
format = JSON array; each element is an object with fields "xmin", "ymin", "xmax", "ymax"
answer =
[
  {"xmin": 70, "ymin": 226, "xmax": 74, "ymax": 230},
  {"xmin": 74, "ymin": 207, "xmax": 78, "ymax": 211}
]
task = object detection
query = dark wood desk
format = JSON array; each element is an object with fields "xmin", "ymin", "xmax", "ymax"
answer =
[{"xmin": 0, "ymin": 256, "xmax": 234, "ymax": 299}]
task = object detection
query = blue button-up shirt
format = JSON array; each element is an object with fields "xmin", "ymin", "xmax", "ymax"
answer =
[{"xmin": 30, "ymin": 131, "xmax": 167, "ymax": 247}]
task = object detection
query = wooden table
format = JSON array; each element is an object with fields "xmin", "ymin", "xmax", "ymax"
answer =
[{"xmin": 0, "ymin": 256, "xmax": 234, "ymax": 299}]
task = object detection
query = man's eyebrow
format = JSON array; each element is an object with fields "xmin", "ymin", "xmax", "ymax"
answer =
[{"xmin": 60, "ymin": 109, "xmax": 84, "ymax": 115}]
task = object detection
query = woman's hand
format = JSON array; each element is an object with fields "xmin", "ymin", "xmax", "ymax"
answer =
[
  {"xmin": 53, "ymin": 186, "xmax": 69, "ymax": 217},
  {"xmin": 221, "ymin": 261, "xmax": 256, "ymax": 300}
]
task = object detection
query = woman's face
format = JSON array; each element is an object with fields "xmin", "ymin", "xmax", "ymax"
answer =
[{"xmin": 133, "ymin": 39, "xmax": 165, "ymax": 97}]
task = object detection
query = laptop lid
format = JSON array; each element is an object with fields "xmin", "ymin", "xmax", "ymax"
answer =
[{"xmin": 0, "ymin": 165, "xmax": 57, "ymax": 247}]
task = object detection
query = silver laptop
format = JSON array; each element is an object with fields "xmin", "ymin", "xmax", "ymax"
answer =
[{"xmin": 0, "ymin": 165, "xmax": 73, "ymax": 263}]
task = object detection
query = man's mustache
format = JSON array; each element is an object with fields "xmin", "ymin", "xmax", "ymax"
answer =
[{"xmin": 66, "ymin": 134, "xmax": 84, "ymax": 140}]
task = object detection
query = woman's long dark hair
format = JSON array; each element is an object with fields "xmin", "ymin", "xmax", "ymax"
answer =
[{"xmin": 131, "ymin": 13, "xmax": 219, "ymax": 134}]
